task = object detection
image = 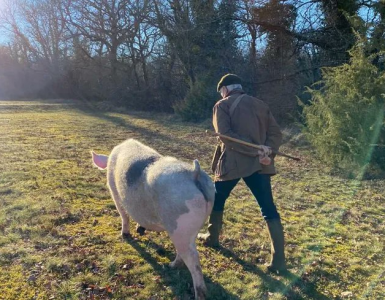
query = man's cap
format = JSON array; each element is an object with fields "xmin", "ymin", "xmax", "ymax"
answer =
[{"xmin": 217, "ymin": 74, "xmax": 242, "ymax": 92}]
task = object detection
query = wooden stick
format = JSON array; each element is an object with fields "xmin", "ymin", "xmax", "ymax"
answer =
[{"xmin": 207, "ymin": 131, "xmax": 301, "ymax": 161}]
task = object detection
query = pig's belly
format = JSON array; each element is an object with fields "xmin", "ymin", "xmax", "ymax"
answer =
[
  {"xmin": 124, "ymin": 198, "xmax": 165, "ymax": 231},
  {"xmin": 142, "ymin": 223, "xmax": 165, "ymax": 232}
]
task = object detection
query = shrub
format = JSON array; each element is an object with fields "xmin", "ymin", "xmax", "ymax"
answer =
[
  {"xmin": 174, "ymin": 77, "xmax": 219, "ymax": 122},
  {"xmin": 301, "ymin": 40, "xmax": 385, "ymax": 176}
]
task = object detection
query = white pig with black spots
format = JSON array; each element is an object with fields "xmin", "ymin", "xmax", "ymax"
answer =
[{"xmin": 92, "ymin": 139, "xmax": 215, "ymax": 300}]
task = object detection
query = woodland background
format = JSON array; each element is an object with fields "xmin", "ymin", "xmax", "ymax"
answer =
[
  {"xmin": 0, "ymin": 2, "xmax": 384, "ymax": 299},
  {"xmin": 1, "ymin": 0, "xmax": 384, "ymax": 174},
  {"xmin": 0, "ymin": 0, "xmax": 383, "ymax": 122}
]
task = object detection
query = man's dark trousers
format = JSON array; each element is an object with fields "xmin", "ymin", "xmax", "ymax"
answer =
[
  {"xmin": 213, "ymin": 171, "xmax": 280, "ymax": 220},
  {"xmin": 201, "ymin": 171, "xmax": 286, "ymax": 272}
]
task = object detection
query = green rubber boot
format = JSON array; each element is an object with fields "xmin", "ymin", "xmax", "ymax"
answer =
[
  {"xmin": 266, "ymin": 218, "xmax": 287, "ymax": 273},
  {"xmin": 198, "ymin": 211, "xmax": 224, "ymax": 248}
]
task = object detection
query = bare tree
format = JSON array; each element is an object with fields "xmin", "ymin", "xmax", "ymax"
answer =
[
  {"xmin": 153, "ymin": 0, "xmax": 196, "ymax": 86},
  {"xmin": 3, "ymin": 0, "xmax": 70, "ymax": 70},
  {"xmin": 0, "ymin": 0, "xmax": 72, "ymax": 97},
  {"xmin": 125, "ymin": 19, "xmax": 162, "ymax": 89},
  {"xmin": 65, "ymin": 0, "xmax": 149, "ymax": 82}
]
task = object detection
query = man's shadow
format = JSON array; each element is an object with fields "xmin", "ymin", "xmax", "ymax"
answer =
[
  {"xmin": 218, "ymin": 247, "xmax": 331, "ymax": 300},
  {"xmin": 124, "ymin": 235, "xmax": 332, "ymax": 300},
  {"xmin": 124, "ymin": 236, "xmax": 241, "ymax": 300}
]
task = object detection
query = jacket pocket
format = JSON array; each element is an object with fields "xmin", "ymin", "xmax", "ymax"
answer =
[{"xmin": 215, "ymin": 150, "xmax": 236, "ymax": 177}]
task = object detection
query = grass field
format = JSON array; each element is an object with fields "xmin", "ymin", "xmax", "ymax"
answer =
[{"xmin": 0, "ymin": 99, "xmax": 384, "ymax": 300}]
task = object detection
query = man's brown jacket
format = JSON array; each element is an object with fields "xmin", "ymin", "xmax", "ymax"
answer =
[{"xmin": 212, "ymin": 89, "xmax": 282, "ymax": 181}]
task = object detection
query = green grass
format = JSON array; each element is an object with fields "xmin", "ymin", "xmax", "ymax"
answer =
[{"xmin": 0, "ymin": 99, "xmax": 384, "ymax": 300}]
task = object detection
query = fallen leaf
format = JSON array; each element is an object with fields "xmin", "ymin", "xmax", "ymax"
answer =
[{"xmin": 341, "ymin": 291, "xmax": 353, "ymax": 298}]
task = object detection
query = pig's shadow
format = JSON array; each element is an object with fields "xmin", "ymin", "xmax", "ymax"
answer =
[{"xmin": 125, "ymin": 237, "xmax": 241, "ymax": 300}]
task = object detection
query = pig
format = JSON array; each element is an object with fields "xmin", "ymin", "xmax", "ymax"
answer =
[{"xmin": 91, "ymin": 139, "xmax": 215, "ymax": 300}]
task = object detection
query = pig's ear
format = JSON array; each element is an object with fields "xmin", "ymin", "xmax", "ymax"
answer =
[
  {"xmin": 91, "ymin": 151, "xmax": 108, "ymax": 170},
  {"xmin": 192, "ymin": 159, "xmax": 201, "ymax": 180}
]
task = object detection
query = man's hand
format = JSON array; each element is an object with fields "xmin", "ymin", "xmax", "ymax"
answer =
[
  {"xmin": 258, "ymin": 145, "xmax": 272, "ymax": 165},
  {"xmin": 259, "ymin": 145, "xmax": 272, "ymax": 156}
]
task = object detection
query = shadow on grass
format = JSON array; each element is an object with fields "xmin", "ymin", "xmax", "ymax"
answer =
[
  {"xmin": 218, "ymin": 247, "xmax": 331, "ymax": 300},
  {"xmin": 125, "ymin": 238, "xmax": 240, "ymax": 300},
  {"xmin": 74, "ymin": 102, "xmax": 173, "ymax": 138},
  {"xmin": 73, "ymin": 101, "xmax": 212, "ymax": 156}
]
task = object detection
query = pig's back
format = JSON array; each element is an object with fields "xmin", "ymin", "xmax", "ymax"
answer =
[
  {"xmin": 147, "ymin": 158, "xmax": 212, "ymax": 232},
  {"xmin": 110, "ymin": 140, "xmax": 161, "ymax": 186}
]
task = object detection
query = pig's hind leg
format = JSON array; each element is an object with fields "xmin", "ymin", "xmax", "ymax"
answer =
[
  {"xmin": 170, "ymin": 228, "xmax": 206, "ymax": 300},
  {"xmin": 168, "ymin": 199, "xmax": 208, "ymax": 299},
  {"xmin": 169, "ymin": 253, "xmax": 184, "ymax": 268},
  {"xmin": 135, "ymin": 224, "xmax": 146, "ymax": 236}
]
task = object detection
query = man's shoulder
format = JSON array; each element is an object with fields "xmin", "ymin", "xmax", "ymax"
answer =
[
  {"xmin": 214, "ymin": 93, "xmax": 269, "ymax": 110},
  {"xmin": 214, "ymin": 97, "xmax": 230, "ymax": 109},
  {"xmin": 238, "ymin": 94, "xmax": 269, "ymax": 110},
  {"xmin": 245, "ymin": 95, "xmax": 267, "ymax": 105},
  {"xmin": 215, "ymin": 92, "xmax": 247, "ymax": 105}
]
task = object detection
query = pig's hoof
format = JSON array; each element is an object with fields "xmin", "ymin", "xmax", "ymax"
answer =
[
  {"xmin": 122, "ymin": 233, "xmax": 132, "ymax": 240},
  {"xmin": 195, "ymin": 285, "xmax": 207, "ymax": 300},
  {"xmin": 169, "ymin": 257, "xmax": 185, "ymax": 269},
  {"xmin": 136, "ymin": 226, "xmax": 146, "ymax": 236},
  {"xmin": 155, "ymin": 247, "xmax": 166, "ymax": 256},
  {"xmin": 169, "ymin": 259, "xmax": 185, "ymax": 269}
]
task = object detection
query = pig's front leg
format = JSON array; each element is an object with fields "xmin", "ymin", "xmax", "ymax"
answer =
[
  {"xmin": 112, "ymin": 194, "xmax": 130, "ymax": 238},
  {"xmin": 116, "ymin": 199, "xmax": 130, "ymax": 239},
  {"xmin": 107, "ymin": 172, "xmax": 130, "ymax": 238}
]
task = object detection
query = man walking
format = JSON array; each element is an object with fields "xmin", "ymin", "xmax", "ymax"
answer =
[{"xmin": 199, "ymin": 74, "xmax": 286, "ymax": 272}]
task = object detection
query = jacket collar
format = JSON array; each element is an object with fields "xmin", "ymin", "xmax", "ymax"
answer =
[{"xmin": 226, "ymin": 88, "xmax": 245, "ymax": 98}]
